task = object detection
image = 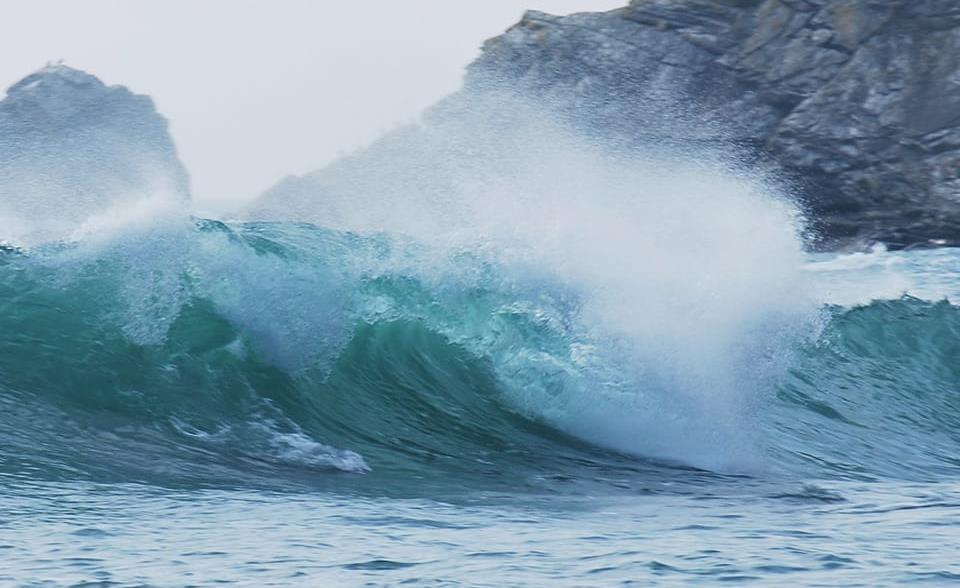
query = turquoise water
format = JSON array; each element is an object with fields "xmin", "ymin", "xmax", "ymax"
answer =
[{"xmin": 3, "ymin": 220, "xmax": 960, "ymax": 586}]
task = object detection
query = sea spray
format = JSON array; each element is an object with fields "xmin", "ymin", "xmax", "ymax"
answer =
[{"xmin": 251, "ymin": 93, "xmax": 821, "ymax": 471}]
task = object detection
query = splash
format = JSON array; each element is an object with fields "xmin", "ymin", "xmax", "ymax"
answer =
[
  {"xmin": 2, "ymin": 85, "xmax": 822, "ymax": 474},
  {"xmin": 251, "ymin": 93, "xmax": 820, "ymax": 471}
]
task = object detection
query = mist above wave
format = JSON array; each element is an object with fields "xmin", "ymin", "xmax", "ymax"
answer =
[{"xmin": 246, "ymin": 91, "xmax": 821, "ymax": 472}]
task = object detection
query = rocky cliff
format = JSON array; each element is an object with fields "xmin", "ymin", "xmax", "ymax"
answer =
[
  {"xmin": 259, "ymin": 0, "xmax": 960, "ymax": 251},
  {"xmin": 0, "ymin": 64, "xmax": 189, "ymax": 240},
  {"xmin": 467, "ymin": 0, "xmax": 960, "ymax": 250}
]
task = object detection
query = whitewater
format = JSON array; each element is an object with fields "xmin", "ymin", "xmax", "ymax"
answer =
[{"xmin": 3, "ymin": 96, "xmax": 960, "ymax": 586}]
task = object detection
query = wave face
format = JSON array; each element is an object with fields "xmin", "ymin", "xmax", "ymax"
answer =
[
  {"xmin": 3, "ymin": 215, "xmax": 958, "ymax": 492},
  {"xmin": 776, "ymin": 297, "xmax": 960, "ymax": 481}
]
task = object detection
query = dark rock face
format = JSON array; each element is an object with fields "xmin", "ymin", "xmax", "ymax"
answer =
[
  {"xmin": 0, "ymin": 64, "xmax": 189, "ymax": 238},
  {"xmin": 467, "ymin": 0, "xmax": 960, "ymax": 250}
]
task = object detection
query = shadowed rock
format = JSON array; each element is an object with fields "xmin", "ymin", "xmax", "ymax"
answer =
[{"xmin": 466, "ymin": 1, "xmax": 960, "ymax": 250}]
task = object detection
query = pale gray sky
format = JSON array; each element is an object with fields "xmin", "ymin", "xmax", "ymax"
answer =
[{"xmin": 0, "ymin": 1, "xmax": 622, "ymax": 209}]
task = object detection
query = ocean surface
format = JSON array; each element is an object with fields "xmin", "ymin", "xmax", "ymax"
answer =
[{"xmin": 2, "ymin": 212, "xmax": 960, "ymax": 586}]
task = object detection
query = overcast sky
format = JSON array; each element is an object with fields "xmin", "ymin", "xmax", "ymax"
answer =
[{"xmin": 0, "ymin": 1, "xmax": 622, "ymax": 209}]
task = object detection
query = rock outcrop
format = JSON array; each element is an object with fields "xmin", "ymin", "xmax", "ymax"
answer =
[
  {"xmin": 259, "ymin": 0, "xmax": 960, "ymax": 251},
  {"xmin": 0, "ymin": 64, "xmax": 189, "ymax": 240},
  {"xmin": 466, "ymin": 0, "xmax": 960, "ymax": 250}
]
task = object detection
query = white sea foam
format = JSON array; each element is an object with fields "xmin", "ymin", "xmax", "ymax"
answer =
[
  {"xmin": 250, "ymin": 93, "xmax": 822, "ymax": 472},
  {"xmin": 805, "ymin": 245, "xmax": 960, "ymax": 307}
]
